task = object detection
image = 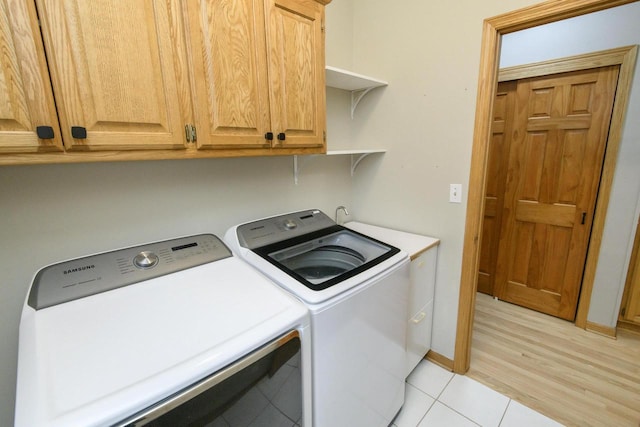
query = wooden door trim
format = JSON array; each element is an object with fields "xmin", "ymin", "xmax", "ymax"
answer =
[
  {"xmin": 498, "ymin": 45, "xmax": 636, "ymax": 82},
  {"xmin": 454, "ymin": 0, "xmax": 638, "ymax": 374},
  {"xmin": 575, "ymin": 45, "xmax": 637, "ymax": 328},
  {"xmin": 618, "ymin": 214, "xmax": 640, "ymax": 322}
]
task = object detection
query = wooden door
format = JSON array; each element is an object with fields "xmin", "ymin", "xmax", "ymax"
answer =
[
  {"xmin": 36, "ymin": 0, "xmax": 187, "ymax": 151},
  {"xmin": 478, "ymin": 81, "xmax": 516, "ymax": 295},
  {"xmin": 620, "ymin": 216, "xmax": 640, "ymax": 325},
  {"xmin": 265, "ymin": 0, "xmax": 326, "ymax": 149},
  {"xmin": 494, "ymin": 66, "xmax": 619, "ymax": 320},
  {"xmin": 186, "ymin": 0, "xmax": 272, "ymax": 150},
  {"xmin": 0, "ymin": 0, "xmax": 62, "ymax": 153}
]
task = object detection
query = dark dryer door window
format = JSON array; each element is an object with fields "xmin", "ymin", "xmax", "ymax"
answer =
[{"xmin": 117, "ymin": 332, "xmax": 302, "ymax": 427}]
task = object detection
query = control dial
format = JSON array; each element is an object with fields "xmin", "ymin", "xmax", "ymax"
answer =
[{"xmin": 133, "ymin": 251, "xmax": 159, "ymax": 269}]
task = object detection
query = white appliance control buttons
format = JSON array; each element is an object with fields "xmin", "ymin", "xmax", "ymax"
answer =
[
  {"xmin": 284, "ymin": 219, "xmax": 297, "ymax": 230},
  {"xmin": 133, "ymin": 251, "xmax": 159, "ymax": 269}
]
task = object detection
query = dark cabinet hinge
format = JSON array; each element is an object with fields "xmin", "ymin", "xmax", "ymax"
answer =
[{"xmin": 185, "ymin": 124, "xmax": 197, "ymax": 143}]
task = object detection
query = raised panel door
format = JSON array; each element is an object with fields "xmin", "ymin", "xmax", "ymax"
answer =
[
  {"xmin": 266, "ymin": 0, "xmax": 325, "ymax": 149},
  {"xmin": 0, "ymin": 0, "xmax": 62, "ymax": 153},
  {"xmin": 36, "ymin": 0, "xmax": 187, "ymax": 151},
  {"xmin": 494, "ymin": 66, "xmax": 619, "ymax": 320},
  {"xmin": 478, "ymin": 81, "xmax": 515, "ymax": 295},
  {"xmin": 186, "ymin": 0, "xmax": 272, "ymax": 149}
]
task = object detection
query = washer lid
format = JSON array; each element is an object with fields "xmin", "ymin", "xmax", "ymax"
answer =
[
  {"xmin": 283, "ymin": 245, "xmax": 366, "ymax": 283},
  {"xmin": 16, "ymin": 246, "xmax": 308, "ymax": 427},
  {"xmin": 261, "ymin": 229, "xmax": 398, "ymax": 290}
]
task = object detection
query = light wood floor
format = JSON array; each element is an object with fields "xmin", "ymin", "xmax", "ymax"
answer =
[{"xmin": 467, "ymin": 293, "xmax": 640, "ymax": 427}]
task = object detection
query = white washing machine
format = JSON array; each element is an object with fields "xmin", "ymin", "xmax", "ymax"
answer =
[
  {"xmin": 15, "ymin": 234, "xmax": 312, "ymax": 427},
  {"xmin": 225, "ymin": 209, "xmax": 410, "ymax": 427}
]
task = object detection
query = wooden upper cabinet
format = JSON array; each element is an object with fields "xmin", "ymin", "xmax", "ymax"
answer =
[
  {"xmin": 187, "ymin": 0, "xmax": 272, "ymax": 150},
  {"xmin": 187, "ymin": 0, "xmax": 326, "ymax": 151},
  {"xmin": 36, "ymin": 0, "xmax": 188, "ymax": 151},
  {"xmin": 266, "ymin": 0, "xmax": 326, "ymax": 149},
  {"xmin": 0, "ymin": 0, "xmax": 62, "ymax": 153},
  {"xmin": 1, "ymin": 0, "xmax": 329, "ymax": 163}
]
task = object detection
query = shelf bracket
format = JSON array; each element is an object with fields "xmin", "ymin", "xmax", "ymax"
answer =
[
  {"xmin": 351, "ymin": 87, "xmax": 377, "ymax": 119},
  {"xmin": 350, "ymin": 152, "xmax": 374, "ymax": 176},
  {"xmin": 293, "ymin": 150, "xmax": 386, "ymax": 183}
]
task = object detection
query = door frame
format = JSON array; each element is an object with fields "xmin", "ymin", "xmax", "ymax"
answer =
[{"xmin": 454, "ymin": 0, "xmax": 638, "ymax": 374}]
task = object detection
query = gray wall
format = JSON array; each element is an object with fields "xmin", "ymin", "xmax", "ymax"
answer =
[
  {"xmin": 500, "ymin": 2, "xmax": 640, "ymax": 327},
  {"xmin": 326, "ymin": 0, "xmax": 540, "ymax": 360}
]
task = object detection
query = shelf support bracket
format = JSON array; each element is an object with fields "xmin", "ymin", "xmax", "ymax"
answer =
[
  {"xmin": 350, "ymin": 152, "xmax": 374, "ymax": 175},
  {"xmin": 293, "ymin": 151, "xmax": 385, "ymax": 183},
  {"xmin": 351, "ymin": 88, "xmax": 377, "ymax": 119}
]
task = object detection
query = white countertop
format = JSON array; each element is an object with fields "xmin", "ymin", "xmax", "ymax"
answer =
[{"xmin": 344, "ymin": 222, "xmax": 439, "ymax": 260}]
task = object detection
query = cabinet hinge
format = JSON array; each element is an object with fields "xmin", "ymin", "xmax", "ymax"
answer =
[
  {"xmin": 621, "ymin": 307, "xmax": 626, "ymax": 317},
  {"xmin": 323, "ymin": 130, "xmax": 326, "ymax": 143},
  {"xmin": 321, "ymin": 20, "xmax": 325, "ymax": 33},
  {"xmin": 185, "ymin": 124, "xmax": 197, "ymax": 143}
]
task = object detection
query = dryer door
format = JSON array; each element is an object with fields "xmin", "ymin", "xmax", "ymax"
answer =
[{"xmin": 115, "ymin": 331, "xmax": 302, "ymax": 426}]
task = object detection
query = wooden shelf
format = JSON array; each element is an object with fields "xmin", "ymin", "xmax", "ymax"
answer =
[
  {"xmin": 311, "ymin": 68, "xmax": 389, "ymax": 184},
  {"xmin": 325, "ymin": 66, "xmax": 388, "ymax": 118}
]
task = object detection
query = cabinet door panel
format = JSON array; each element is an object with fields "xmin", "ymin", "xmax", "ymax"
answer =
[
  {"xmin": 37, "ymin": 0, "xmax": 186, "ymax": 151},
  {"xmin": 187, "ymin": 0, "xmax": 271, "ymax": 149},
  {"xmin": 410, "ymin": 249, "xmax": 437, "ymax": 314},
  {"xmin": 407, "ymin": 300, "xmax": 433, "ymax": 377},
  {"xmin": 0, "ymin": 0, "xmax": 62, "ymax": 153},
  {"xmin": 266, "ymin": 0, "xmax": 325, "ymax": 149}
]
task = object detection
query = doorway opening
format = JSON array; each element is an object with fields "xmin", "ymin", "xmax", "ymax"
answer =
[
  {"xmin": 454, "ymin": 0, "xmax": 639, "ymax": 374},
  {"xmin": 478, "ymin": 50, "xmax": 628, "ymax": 321}
]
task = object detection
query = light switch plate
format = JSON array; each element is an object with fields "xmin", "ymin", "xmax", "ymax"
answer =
[{"xmin": 450, "ymin": 184, "xmax": 462, "ymax": 203}]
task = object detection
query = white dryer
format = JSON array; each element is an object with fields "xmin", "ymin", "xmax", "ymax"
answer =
[
  {"xmin": 225, "ymin": 209, "xmax": 410, "ymax": 427},
  {"xmin": 15, "ymin": 234, "xmax": 311, "ymax": 427}
]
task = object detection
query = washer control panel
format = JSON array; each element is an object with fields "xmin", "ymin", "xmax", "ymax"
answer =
[
  {"xmin": 28, "ymin": 234, "xmax": 231, "ymax": 310},
  {"xmin": 236, "ymin": 209, "xmax": 336, "ymax": 249}
]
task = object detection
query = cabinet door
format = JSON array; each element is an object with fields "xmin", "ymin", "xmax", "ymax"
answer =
[
  {"xmin": 36, "ymin": 0, "xmax": 187, "ymax": 151},
  {"xmin": 0, "ymin": 0, "xmax": 62, "ymax": 153},
  {"xmin": 186, "ymin": 0, "xmax": 272, "ymax": 150},
  {"xmin": 266, "ymin": 0, "xmax": 326, "ymax": 149},
  {"xmin": 409, "ymin": 249, "xmax": 437, "ymax": 315}
]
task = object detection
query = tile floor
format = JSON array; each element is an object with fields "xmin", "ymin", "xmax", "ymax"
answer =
[{"xmin": 391, "ymin": 360, "xmax": 564, "ymax": 427}]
